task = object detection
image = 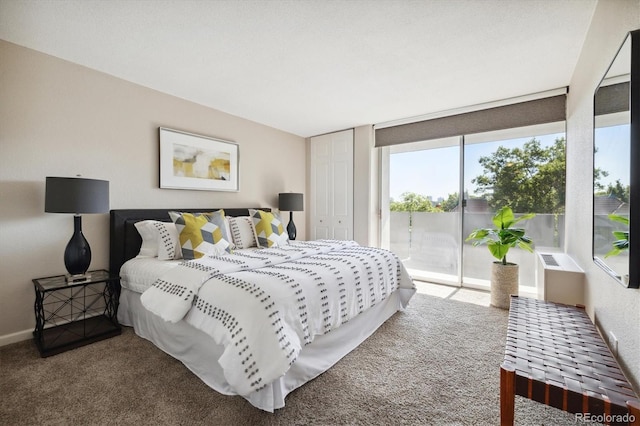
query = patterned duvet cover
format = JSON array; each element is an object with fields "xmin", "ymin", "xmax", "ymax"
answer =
[{"xmin": 140, "ymin": 240, "xmax": 415, "ymax": 396}]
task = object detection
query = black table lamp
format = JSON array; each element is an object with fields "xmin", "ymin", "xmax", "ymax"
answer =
[
  {"xmin": 279, "ymin": 193, "xmax": 303, "ymax": 240},
  {"xmin": 45, "ymin": 177, "xmax": 109, "ymax": 281}
]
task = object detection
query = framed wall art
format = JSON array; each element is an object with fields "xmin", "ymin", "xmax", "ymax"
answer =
[{"xmin": 159, "ymin": 127, "xmax": 239, "ymax": 191}]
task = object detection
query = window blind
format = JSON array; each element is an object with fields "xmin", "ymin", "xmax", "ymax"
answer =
[
  {"xmin": 595, "ymin": 81, "xmax": 629, "ymax": 116},
  {"xmin": 374, "ymin": 94, "xmax": 566, "ymax": 148}
]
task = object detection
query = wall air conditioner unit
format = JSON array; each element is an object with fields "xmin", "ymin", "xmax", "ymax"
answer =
[{"xmin": 535, "ymin": 252, "xmax": 585, "ymax": 306}]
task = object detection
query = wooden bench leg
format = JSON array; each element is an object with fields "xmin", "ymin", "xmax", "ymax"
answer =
[
  {"xmin": 628, "ymin": 400, "xmax": 640, "ymax": 426},
  {"xmin": 500, "ymin": 363, "xmax": 516, "ymax": 426}
]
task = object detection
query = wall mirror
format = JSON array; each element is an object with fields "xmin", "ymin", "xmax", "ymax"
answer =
[{"xmin": 593, "ymin": 30, "xmax": 639, "ymax": 288}]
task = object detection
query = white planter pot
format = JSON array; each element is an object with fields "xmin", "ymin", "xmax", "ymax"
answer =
[{"xmin": 490, "ymin": 262, "xmax": 519, "ymax": 309}]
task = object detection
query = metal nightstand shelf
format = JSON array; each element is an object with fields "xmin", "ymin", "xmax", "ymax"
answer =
[{"xmin": 32, "ymin": 269, "xmax": 121, "ymax": 357}]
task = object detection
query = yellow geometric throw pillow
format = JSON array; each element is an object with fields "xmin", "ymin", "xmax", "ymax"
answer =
[
  {"xmin": 249, "ymin": 209, "xmax": 289, "ymax": 248},
  {"xmin": 169, "ymin": 210, "xmax": 231, "ymax": 260}
]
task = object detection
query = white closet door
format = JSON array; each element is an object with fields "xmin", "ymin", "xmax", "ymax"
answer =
[
  {"xmin": 312, "ymin": 139, "xmax": 331, "ymax": 239},
  {"xmin": 310, "ymin": 129, "xmax": 354, "ymax": 240}
]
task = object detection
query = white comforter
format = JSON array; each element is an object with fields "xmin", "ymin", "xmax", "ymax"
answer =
[{"xmin": 141, "ymin": 240, "xmax": 414, "ymax": 396}]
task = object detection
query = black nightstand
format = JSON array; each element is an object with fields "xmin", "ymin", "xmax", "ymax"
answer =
[{"xmin": 32, "ymin": 269, "xmax": 121, "ymax": 357}]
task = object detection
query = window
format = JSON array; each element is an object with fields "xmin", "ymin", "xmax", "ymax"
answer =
[{"xmin": 382, "ymin": 121, "xmax": 566, "ymax": 292}]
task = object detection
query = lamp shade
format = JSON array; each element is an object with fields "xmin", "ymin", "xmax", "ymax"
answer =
[
  {"xmin": 45, "ymin": 177, "xmax": 109, "ymax": 214},
  {"xmin": 279, "ymin": 193, "xmax": 303, "ymax": 211}
]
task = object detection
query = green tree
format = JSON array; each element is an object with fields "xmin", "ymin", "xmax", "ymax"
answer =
[
  {"xmin": 439, "ymin": 192, "xmax": 460, "ymax": 212},
  {"xmin": 593, "ymin": 146, "xmax": 610, "ymax": 192},
  {"xmin": 472, "ymin": 138, "xmax": 567, "ymax": 213},
  {"xmin": 390, "ymin": 192, "xmax": 435, "ymax": 212},
  {"xmin": 604, "ymin": 179, "xmax": 630, "ymax": 203}
]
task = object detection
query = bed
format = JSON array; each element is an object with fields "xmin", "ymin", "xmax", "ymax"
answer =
[{"xmin": 110, "ymin": 208, "xmax": 416, "ymax": 412}]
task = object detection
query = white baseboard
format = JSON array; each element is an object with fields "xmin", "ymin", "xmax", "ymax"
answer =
[{"xmin": 0, "ymin": 329, "xmax": 32, "ymax": 347}]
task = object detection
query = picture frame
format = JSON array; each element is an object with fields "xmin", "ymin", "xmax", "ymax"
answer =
[{"xmin": 159, "ymin": 127, "xmax": 239, "ymax": 191}]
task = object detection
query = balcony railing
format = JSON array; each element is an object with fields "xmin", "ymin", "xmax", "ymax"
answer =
[{"xmin": 389, "ymin": 211, "xmax": 565, "ymax": 289}]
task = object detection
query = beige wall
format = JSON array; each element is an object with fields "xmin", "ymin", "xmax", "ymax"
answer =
[
  {"xmin": 0, "ymin": 40, "xmax": 306, "ymax": 343},
  {"xmin": 566, "ymin": 0, "xmax": 640, "ymax": 390}
]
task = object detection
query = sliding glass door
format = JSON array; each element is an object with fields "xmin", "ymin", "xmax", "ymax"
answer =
[
  {"xmin": 462, "ymin": 123, "xmax": 566, "ymax": 292},
  {"xmin": 384, "ymin": 137, "xmax": 462, "ymax": 285},
  {"xmin": 382, "ymin": 122, "xmax": 566, "ymax": 292}
]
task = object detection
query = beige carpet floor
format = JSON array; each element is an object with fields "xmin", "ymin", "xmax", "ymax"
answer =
[{"xmin": 0, "ymin": 293, "xmax": 589, "ymax": 425}]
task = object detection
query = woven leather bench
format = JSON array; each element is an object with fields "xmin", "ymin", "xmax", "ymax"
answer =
[{"xmin": 500, "ymin": 296, "xmax": 640, "ymax": 425}]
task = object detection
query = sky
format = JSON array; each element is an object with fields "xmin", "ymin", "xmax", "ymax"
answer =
[
  {"xmin": 594, "ymin": 124, "xmax": 630, "ymax": 189},
  {"xmin": 389, "ymin": 125, "xmax": 629, "ymax": 203}
]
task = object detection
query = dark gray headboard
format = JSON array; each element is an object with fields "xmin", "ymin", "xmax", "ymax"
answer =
[{"xmin": 109, "ymin": 208, "xmax": 266, "ymax": 276}]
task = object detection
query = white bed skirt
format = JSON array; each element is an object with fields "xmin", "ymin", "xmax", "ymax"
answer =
[{"xmin": 118, "ymin": 286, "xmax": 414, "ymax": 412}]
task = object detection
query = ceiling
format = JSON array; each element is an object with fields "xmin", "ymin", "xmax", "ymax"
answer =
[{"xmin": 0, "ymin": 0, "xmax": 597, "ymax": 138}]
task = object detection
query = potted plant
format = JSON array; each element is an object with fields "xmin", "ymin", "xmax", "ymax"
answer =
[
  {"xmin": 604, "ymin": 214, "xmax": 629, "ymax": 258},
  {"xmin": 605, "ymin": 214, "xmax": 629, "ymax": 284},
  {"xmin": 466, "ymin": 206, "xmax": 535, "ymax": 309}
]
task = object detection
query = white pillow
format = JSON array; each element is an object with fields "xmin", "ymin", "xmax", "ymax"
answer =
[
  {"xmin": 223, "ymin": 216, "xmax": 235, "ymax": 250},
  {"xmin": 228, "ymin": 216, "xmax": 257, "ymax": 249},
  {"xmin": 134, "ymin": 220, "xmax": 159, "ymax": 257},
  {"xmin": 134, "ymin": 220, "xmax": 182, "ymax": 260}
]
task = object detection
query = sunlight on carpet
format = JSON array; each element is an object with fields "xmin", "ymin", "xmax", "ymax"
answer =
[{"xmin": 414, "ymin": 280, "xmax": 491, "ymax": 307}]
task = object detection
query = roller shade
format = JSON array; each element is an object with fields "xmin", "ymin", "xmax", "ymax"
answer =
[
  {"xmin": 375, "ymin": 94, "xmax": 566, "ymax": 148},
  {"xmin": 595, "ymin": 82, "xmax": 629, "ymax": 116}
]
